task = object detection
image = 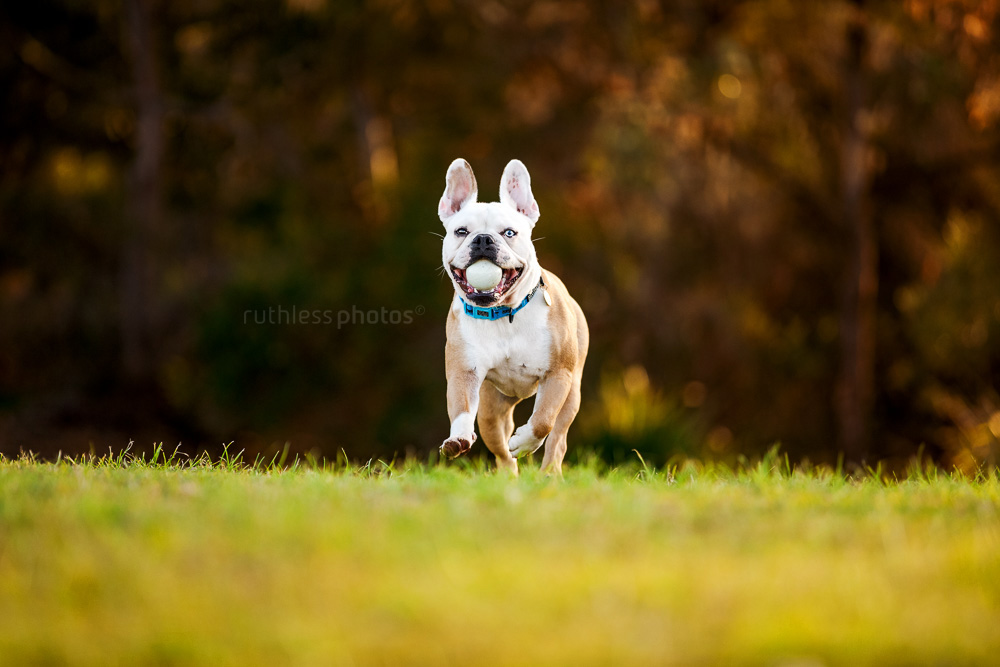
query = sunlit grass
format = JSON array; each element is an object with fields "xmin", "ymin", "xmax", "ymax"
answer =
[{"xmin": 1, "ymin": 448, "xmax": 998, "ymax": 665}]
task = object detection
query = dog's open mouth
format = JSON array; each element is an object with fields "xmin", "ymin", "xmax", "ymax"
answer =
[{"xmin": 451, "ymin": 264, "xmax": 523, "ymax": 301}]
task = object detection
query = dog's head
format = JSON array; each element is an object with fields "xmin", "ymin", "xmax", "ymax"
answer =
[{"xmin": 439, "ymin": 159, "xmax": 540, "ymax": 308}]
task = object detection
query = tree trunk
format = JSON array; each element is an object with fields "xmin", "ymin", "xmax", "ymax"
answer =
[
  {"xmin": 836, "ymin": 5, "xmax": 877, "ymax": 464},
  {"xmin": 120, "ymin": 0, "xmax": 164, "ymax": 382}
]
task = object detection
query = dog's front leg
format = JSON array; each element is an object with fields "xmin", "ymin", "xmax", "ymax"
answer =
[
  {"xmin": 507, "ymin": 370, "xmax": 573, "ymax": 459},
  {"xmin": 441, "ymin": 368, "xmax": 483, "ymax": 459}
]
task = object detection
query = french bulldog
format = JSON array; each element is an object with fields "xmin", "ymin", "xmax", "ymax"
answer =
[{"xmin": 438, "ymin": 158, "xmax": 589, "ymax": 475}]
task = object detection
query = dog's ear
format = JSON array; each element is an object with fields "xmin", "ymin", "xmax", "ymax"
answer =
[
  {"xmin": 499, "ymin": 159, "xmax": 539, "ymax": 225},
  {"xmin": 439, "ymin": 159, "xmax": 478, "ymax": 223}
]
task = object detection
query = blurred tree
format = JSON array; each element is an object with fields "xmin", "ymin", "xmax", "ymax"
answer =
[
  {"xmin": 121, "ymin": 0, "xmax": 165, "ymax": 382},
  {"xmin": 0, "ymin": 0, "xmax": 998, "ymax": 469},
  {"xmin": 569, "ymin": 0, "xmax": 1000, "ymax": 467}
]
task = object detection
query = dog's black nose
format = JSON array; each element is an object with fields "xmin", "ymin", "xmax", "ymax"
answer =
[{"xmin": 469, "ymin": 234, "xmax": 495, "ymax": 251}]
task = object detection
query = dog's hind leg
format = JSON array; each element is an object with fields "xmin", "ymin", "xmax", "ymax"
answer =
[
  {"xmin": 507, "ymin": 370, "xmax": 573, "ymax": 461},
  {"xmin": 543, "ymin": 306, "xmax": 589, "ymax": 476},
  {"xmin": 541, "ymin": 372, "xmax": 582, "ymax": 476},
  {"xmin": 477, "ymin": 381, "xmax": 520, "ymax": 475}
]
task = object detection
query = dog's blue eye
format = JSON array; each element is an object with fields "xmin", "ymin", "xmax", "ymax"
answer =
[
  {"xmin": 503, "ymin": 229, "xmax": 516, "ymax": 238},
  {"xmin": 455, "ymin": 227, "xmax": 468, "ymax": 237}
]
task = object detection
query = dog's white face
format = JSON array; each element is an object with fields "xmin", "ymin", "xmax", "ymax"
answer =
[{"xmin": 439, "ymin": 159, "xmax": 540, "ymax": 307}]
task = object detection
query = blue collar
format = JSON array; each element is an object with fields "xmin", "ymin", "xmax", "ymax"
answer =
[{"xmin": 460, "ymin": 278, "xmax": 545, "ymax": 323}]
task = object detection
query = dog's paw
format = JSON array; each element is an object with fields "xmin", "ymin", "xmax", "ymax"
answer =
[
  {"xmin": 507, "ymin": 425, "xmax": 545, "ymax": 459},
  {"xmin": 440, "ymin": 433, "xmax": 476, "ymax": 459}
]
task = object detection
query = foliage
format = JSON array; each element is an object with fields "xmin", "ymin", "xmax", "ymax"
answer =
[{"xmin": 2, "ymin": 1, "xmax": 1000, "ymax": 467}]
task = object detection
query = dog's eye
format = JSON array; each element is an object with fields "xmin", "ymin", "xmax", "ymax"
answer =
[
  {"xmin": 503, "ymin": 229, "xmax": 517, "ymax": 238},
  {"xmin": 455, "ymin": 227, "xmax": 468, "ymax": 237}
]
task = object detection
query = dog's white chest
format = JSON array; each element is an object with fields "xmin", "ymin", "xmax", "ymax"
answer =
[{"xmin": 456, "ymin": 298, "xmax": 551, "ymax": 399}]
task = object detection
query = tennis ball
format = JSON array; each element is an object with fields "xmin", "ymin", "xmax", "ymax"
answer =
[{"xmin": 465, "ymin": 260, "xmax": 503, "ymax": 291}]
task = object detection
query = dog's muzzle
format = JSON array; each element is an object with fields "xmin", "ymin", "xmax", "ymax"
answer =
[{"xmin": 467, "ymin": 233, "xmax": 500, "ymax": 263}]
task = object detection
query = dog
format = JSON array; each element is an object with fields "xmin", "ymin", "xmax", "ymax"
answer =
[{"xmin": 438, "ymin": 158, "xmax": 588, "ymax": 475}]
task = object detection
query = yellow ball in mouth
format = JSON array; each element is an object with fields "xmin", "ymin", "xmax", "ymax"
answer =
[{"xmin": 465, "ymin": 259, "xmax": 503, "ymax": 291}]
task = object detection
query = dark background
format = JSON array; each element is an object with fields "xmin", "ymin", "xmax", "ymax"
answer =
[{"xmin": 2, "ymin": 0, "xmax": 999, "ymax": 470}]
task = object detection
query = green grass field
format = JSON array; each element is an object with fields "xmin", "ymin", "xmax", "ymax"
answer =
[{"xmin": 1, "ymin": 451, "xmax": 999, "ymax": 666}]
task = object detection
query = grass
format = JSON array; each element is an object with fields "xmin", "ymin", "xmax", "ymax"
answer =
[{"xmin": 1, "ymin": 449, "xmax": 999, "ymax": 666}]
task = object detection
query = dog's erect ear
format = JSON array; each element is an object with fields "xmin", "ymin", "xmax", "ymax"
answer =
[
  {"xmin": 439, "ymin": 159, "xmax": 478, "ymax": 223},
  {"xmin": 499, "ymin": 159, "xmax": 539, "ymax": 225}
]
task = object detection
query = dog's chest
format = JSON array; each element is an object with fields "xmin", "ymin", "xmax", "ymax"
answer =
[{"xmin": 457, "ymin": 300, "xmax": 551, "ymax": 399}]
